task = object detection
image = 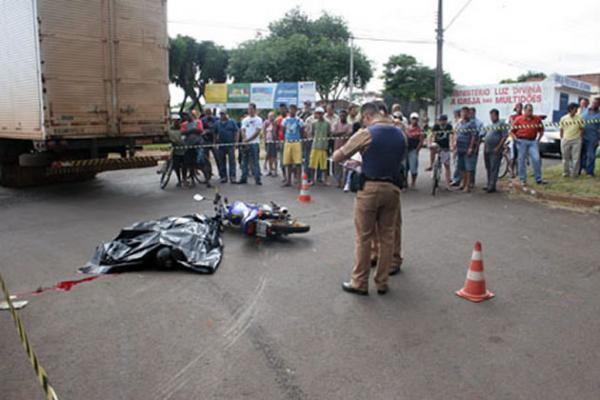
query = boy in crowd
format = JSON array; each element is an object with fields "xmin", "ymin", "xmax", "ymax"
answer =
[
  {"xmin": 430, "ymin": 114, "xmax": 453, "ymax": 188},
  {"xmin": 309, "ymin": 107, "xmax": 331, "ymax": 185},
  {"xmin": 282, "ymin": 104, "xmax": 304, "ymax": 187}
]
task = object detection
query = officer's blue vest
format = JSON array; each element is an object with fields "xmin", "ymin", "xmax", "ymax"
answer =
[{"xmin": 362, "ymin": 123, "xmax": 406, "ymax": 178}]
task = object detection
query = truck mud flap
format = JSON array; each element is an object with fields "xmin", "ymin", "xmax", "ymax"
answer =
[{"xmin": 46, "ymin": 156, "xmax": 159, "ymax": 176}]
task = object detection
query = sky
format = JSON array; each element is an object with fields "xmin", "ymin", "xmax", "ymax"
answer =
[{"xmin": 167, "ymin": 0, "xmax": 600, "ymax": 104}]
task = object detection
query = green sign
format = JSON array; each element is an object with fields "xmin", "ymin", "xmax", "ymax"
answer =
[{"xmin": 227, "ymin": 83, "xmax": 250, "ymax": 105}]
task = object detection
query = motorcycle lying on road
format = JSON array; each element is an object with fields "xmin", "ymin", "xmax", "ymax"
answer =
[{"xmin": 193, "ymin": 193, "xmax": 310, "ymax": 239}]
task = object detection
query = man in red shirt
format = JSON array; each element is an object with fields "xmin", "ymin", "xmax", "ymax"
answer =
[
  {"xmin": 180, "ymin": 109, "xmax": 204, "ymax": 133},
  {"xmin": 510, "ymin": 103, "xmax": 545, "ymax": 188},
  {"xmin": 275, "ymin": 103, "xmax": 288, "ymax": 178}
]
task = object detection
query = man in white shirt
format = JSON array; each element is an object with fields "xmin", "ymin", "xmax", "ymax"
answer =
[{"xmin": 239, "ymin": 103, "xmax": 263, "ymax": 185}]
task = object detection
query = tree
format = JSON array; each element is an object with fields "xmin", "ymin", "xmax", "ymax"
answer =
[
  {"xmin": 228, "ymin": 8, "xmax": 373, "ymax": 101},
  {"xmin": 169, "ymin": 35, "xmax": 229, "ymax": 113},
  {"xmin": 382, "ymin": 54, "xmax": 454, "ymax": 107},
  {"xmin": 500, "ymin": 70, "xmax": 546, "ymax": 84}
]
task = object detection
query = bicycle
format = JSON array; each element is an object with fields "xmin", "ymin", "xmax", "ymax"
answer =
[
  {"xmin": 159, "ymin": 149, "xmax": 176, "ymax": 189},
  {"xmin": 431, "ymin": 145, "xmax": 442, "ymax": 196},
  {"xmin": 159, "ymin": 146, "xmax": 212, "ymax": 190},
  {"xmin": 498, "ymin": 143, "xmax": 511, "ymax": 179},
  {"xmin": 192, "ymin": 147, "xmax": 213, "ymax": 185}
]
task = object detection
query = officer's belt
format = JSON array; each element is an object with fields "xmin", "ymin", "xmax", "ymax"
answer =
[{"xmin": 364, "ymin": 176, "xmax": 395, "ymax": 183}]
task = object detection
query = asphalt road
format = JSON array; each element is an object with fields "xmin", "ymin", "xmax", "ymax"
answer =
[{"xmin": 1, "ymin": 157, "xmax": 599, "ymax": 400}]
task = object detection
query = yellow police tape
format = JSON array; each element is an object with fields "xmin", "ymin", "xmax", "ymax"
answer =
[
  {"xmin": 0, "ymin": 273, "xmax": 59, "ymax": 400},
  {"xmin": 159, "ymin": 118, "xmax": 600, "ymax": 152}
]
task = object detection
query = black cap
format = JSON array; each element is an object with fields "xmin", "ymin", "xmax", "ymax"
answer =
[{"xmin": 438, "ymin": 114, "xmax": 448, "ymax": 121}]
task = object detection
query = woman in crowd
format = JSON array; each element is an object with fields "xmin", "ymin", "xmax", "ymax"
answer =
[
  {"xmin": 263, "ymin": 111, "xmax": 278, "ymax": 177},
  {"xmin": 405, "ymin": 112, "xmax": 424, "ymax": 189}
]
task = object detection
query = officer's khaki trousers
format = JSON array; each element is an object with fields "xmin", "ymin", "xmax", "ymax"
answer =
[
  {"xmin": 351, "ymin": 182, "xmax": 401, "ymax": 290},
  {"xmin": 371, "ymin": 205, "xmax": 403, "ymax": 267}
]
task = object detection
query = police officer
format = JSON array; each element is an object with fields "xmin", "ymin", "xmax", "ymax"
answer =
[{"xmin": 332, "ymin": 103, "xmax": 406, "ymax": 295}]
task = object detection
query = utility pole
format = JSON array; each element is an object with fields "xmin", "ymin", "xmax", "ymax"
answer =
[
  {"xmin": 435, "ymin": 0, "xmax": 444, "ymax": 116},
  {"xmin": 349, "ymin": 36, "xmax": 354, "ymax": 103}
]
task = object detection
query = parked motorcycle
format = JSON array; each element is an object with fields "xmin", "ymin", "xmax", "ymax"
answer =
[{"xmin": 194, "ymin": 193, "xmax": 310, "ymax": 239}]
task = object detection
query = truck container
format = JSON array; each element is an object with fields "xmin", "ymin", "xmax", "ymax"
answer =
[{"xmin": 0, "ymin": 0, "xmax": 169, "ymax": 186}]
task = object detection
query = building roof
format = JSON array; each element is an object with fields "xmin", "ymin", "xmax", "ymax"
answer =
[{"xmin": 567, "ymin": 73, "xmax": 600, "ymax": 90}]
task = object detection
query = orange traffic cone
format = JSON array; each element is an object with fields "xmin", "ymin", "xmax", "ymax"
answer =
[
  {"xmin": 456, "ymin": 241, "xmax": 494, "ymax": 302},
  {"xmin": 298, "ymin": 172, "xmax": 312, "ymax": 203}
]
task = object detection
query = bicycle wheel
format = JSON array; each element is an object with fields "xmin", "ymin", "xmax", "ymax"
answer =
[
  {"xmin": 498, "ymin": 153, "xmax": 510, "ymax": 179},
  {"xmin": 160, "ymin": 159, "xmax": 174, "ymax": 189},
  {"xmin": 431, "ymin": 160, "xmax": 440, "ymax": 196}
]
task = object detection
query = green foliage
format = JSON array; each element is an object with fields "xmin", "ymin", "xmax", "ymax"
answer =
[
  {"xmin": 500, "ymin": 70, "xmax": 547, "ymax": 84},
  {"xmin": 382, "ymin": 54, "xmax": 454, "ymax": 105},
  {"xmin": 228, "ymin": 8, "xmax": 373, "ymax": 101},
  {"xmin": 169, "ymin": 35, "xmax": 229, "ymax": 112},
  {"xmin": 517, "ymin": 71, "xmax": 547, "ymax": 82}
]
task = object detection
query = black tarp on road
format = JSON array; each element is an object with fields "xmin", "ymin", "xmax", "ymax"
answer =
[{"xmin": 81, "ymin": 214, "xmax": 223, "ymax": 274}]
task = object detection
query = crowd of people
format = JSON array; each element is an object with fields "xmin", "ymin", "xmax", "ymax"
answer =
[
  {"xmin": 166, "ymin": 98, "xmax": 599, "ymax": 296},
  {"xmin": 169, "ymin": 96, "xmax": 600, "ymax": 193},
  {"xmin": 559, "ymin": 97, "xmax": 600, "ymax": 178},
  {"xmin": 169, "ymin": 101, "xmax": 363, "ymax": 190}
]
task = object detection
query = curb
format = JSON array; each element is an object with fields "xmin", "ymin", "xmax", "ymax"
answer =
[{"xmin": 499, "ymin": 180, "xmax": 600, "ymax": 210}]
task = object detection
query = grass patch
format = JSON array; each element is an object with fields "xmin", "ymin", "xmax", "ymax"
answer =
[
  {"xmin": 538, "ymin": 164, "xmax": 600, "ymax": 197},
  {"xmin": 142, "ymin": 143, "xmax": 171, "ymax": 151}
]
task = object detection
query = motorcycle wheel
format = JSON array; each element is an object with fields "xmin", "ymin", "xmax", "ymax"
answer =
[{"xmin": 269, "ymin": 220, "xmax": 310, "ymax": 235}]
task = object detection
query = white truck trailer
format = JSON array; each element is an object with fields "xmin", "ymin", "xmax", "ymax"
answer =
[{"xmin": 0, "ymin": 0, "xmax": 169, "ymax": 186}]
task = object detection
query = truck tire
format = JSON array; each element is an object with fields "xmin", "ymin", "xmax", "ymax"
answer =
[
  {"xmin": 0, "ymin": 163, "xmax": 96, "ymax": 187},
  {"xmin": 0, "ymin": 139, "xmax": 32, "ymax": 164},
  {"xmin": 19, "ymin": 153, "xmax": 51, "ymax": 167}
]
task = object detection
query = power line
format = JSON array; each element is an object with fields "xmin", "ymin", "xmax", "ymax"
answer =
[
  {"xmin": 168, "ymin": 19, "xmax": 433, "ymax": 45},
  {"xmin": 353, "ymin": 36, "xmax": 433, "ymax": 45},
  {"xmin": 444, "ymin": 0, "xmax": 475, "ymax": 31}
]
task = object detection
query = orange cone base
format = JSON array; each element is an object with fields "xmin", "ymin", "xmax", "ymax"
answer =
[
  {"xmin": 298, "ymin": 195, "xmax": 312, "ymax": 203},
  {"xmin": 455, "ymin": 288, "xmax": 494, "ymax": 303}
]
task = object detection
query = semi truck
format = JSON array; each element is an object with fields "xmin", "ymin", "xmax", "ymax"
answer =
[{"xmin": 0, "ymin": 0, "xmax": 169, "ymax": 186}]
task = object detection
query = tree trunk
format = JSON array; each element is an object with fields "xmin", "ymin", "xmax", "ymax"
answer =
[
  {"xmin": 188, "ymin": 80, "xmax": 204, "ymax": 111},
  {"xmin": 185, "ymin": 86, "xmax": 200, "ymax": 112},
  {"xmin": 178, "ymin": 93, "xmax": 188, "ymax": 114}
]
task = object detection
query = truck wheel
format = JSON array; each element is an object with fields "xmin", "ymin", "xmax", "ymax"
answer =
[
  {"xmin": 0, "ymin": 163, "xmax": 96, "ymax": 187},
  {"xmin": 19, "ymin": 153, "xmax": 51, "ymax": 167}
]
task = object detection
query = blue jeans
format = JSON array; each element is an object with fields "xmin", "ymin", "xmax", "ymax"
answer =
[
  {"xmin": 457, "ymin": 152, "xmax": 477, "ymax": 172},
  {"xmin": 452, "ymin": 152, "xmax": 461, "ymax": 183},
  {"xmin": 406, "ymin": 149, "xmax": 419, "ymax": 176},
  {"xmin": 516, "ymin": 139, "xmax": 542, "ymax": 184},
  {"xmin": 241, "ymin": 143, "xmax": 261, "ymax": 183},
  {"xmin": 580, "ymin": 138, "xmax": 598, "ymax": 176},
  {"xmin": 470, "ymin": 146, "xmax": 480, "ymax": 185},
  {"xmin": 218, "ymin": 145, "xmax": 236, "ymax": 180}
]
